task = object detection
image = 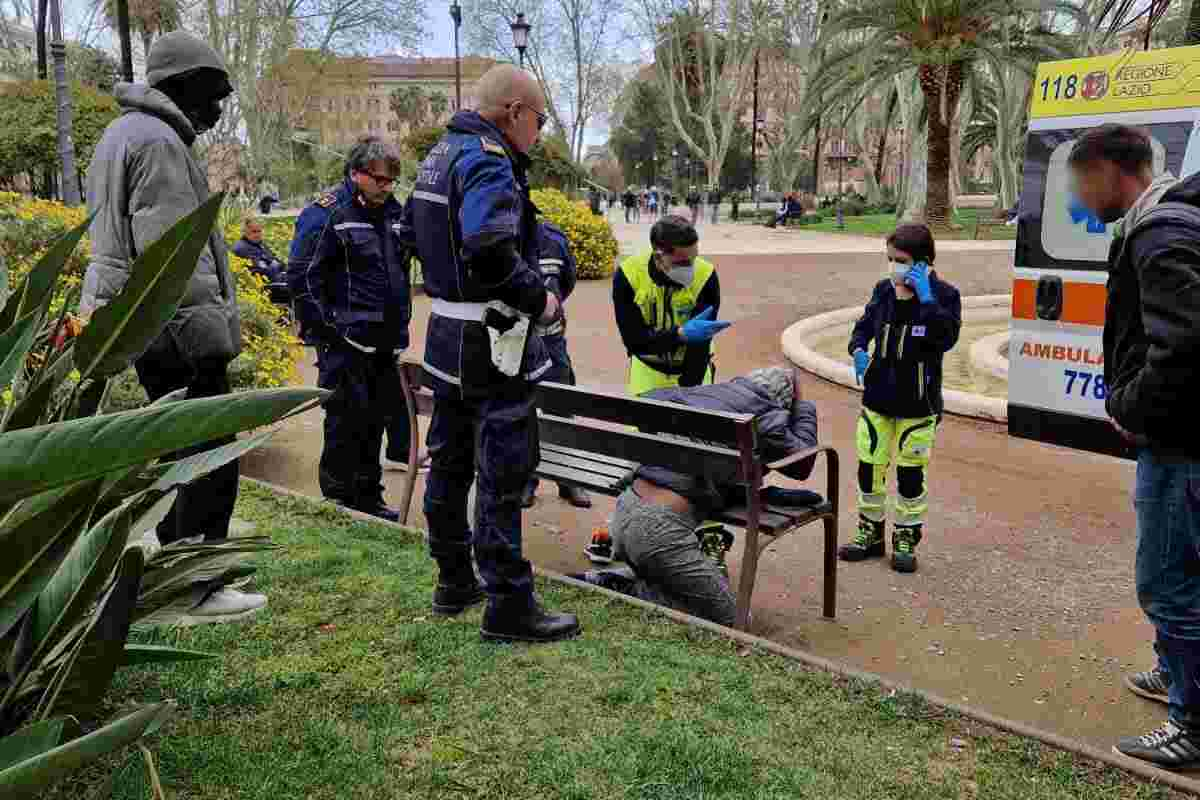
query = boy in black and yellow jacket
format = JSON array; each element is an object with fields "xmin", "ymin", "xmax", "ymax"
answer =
[{"xmin": 840, "ymin": 224, "xmax": 961, "ymax": 573}]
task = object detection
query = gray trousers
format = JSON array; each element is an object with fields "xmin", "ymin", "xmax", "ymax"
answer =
[{"xmin": 609, "ymin": 487, "xmax": 736, "ymax": 626}]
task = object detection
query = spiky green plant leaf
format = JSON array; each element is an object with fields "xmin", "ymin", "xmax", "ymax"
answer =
[
  {"xmin": 0, "ymin": 214, "xmax": 92, "ymax": 332},
  {"xmin": 0, "ymin": 719, "xmax": 65, "ymax": 773},
  {"xmin": 0, "ymin": 702, "xmax": 173, "ymax": 799},
  {"xmin": 0, "ymin": 311, "xmax": 44, "ymax": 395},
  {"xmin": 0, "ymin": 388, "xmax": 324, "ymax": 506}
]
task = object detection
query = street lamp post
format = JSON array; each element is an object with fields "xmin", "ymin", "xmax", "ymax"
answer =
[
  {"xmin": 450, "ymin": 0, "xmax": 462, "ymax": 110},
  {"xmin": 510, "ymin": 12, "xmax": 531, "ymax": 69}
]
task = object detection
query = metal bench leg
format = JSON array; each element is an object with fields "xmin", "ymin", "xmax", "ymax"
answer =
[{"xmin": 822, "ymin": 515, "xmax": 837, "ymax": 619}]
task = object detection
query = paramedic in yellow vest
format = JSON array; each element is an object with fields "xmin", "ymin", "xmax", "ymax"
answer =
[{"xmin": 613, "ymin": 215, "xmax": 730, "ymax": 395}]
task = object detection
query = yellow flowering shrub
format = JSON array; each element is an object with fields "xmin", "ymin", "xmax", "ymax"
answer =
[
  {"xmin": 530, "ymin": 188, "xmax": 619, "ymax": 280},
  {"xmin": 0, "ymin": 192, "xmax": 300, "ymax": 396}
]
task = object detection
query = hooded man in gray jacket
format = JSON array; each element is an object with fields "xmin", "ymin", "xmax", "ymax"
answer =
[{"xmin": 82, "ymin": 31, "xmax": 261, "ymax": 621}]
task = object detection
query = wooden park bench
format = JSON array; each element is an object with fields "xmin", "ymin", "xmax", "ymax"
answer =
[{"xmin": 394, "ymin": 360, "xmax": 840, "ymax": 631}]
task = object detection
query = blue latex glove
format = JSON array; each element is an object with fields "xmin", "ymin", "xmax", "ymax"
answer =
[
  {"xmin": 680, "ymin": 306, "xmax": 732, "ymax": 343},
  {"xmin": 853, "ymin": 349, "xmax": 870, "ymax": 385},
  {"xmin": 904, "ymin": 261, "xmax": 934, "ymax": 304}
]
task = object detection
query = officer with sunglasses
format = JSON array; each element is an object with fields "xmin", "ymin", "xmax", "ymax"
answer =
[
  {"xmin": 287, "ymin": 135, "xmax": 413, "ymax": 522},
  {"xmin": 399, "ymin": 64, "xmax": 580, "ymax": 644}
]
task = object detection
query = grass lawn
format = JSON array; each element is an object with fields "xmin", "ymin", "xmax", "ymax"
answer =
[
  {"xmin": 53, "ymin": 483, "xmax": 1181, "ymax": 799},
  {"xmin": 745, "ymin": 209, "xmax": 1018, "ymax": 241}
]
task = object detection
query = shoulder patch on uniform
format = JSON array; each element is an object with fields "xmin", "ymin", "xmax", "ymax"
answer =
[
  {"xmin": 481, "ymin": 137, "xmax": 508, "ymax": 157},
  {"xmin": 316, "ymin": 192, "xmax": 337, "ymax": 208}
]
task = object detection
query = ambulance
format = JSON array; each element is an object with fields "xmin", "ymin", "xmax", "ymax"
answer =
[{"xmin": 1008, "ymin": 45, "xmax": 1200, "ymax": 457}]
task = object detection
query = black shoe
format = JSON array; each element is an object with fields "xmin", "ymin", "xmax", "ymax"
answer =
[
  {"xmin": 481, "ymin": 600, "xmax": 581, "ymax": 643},
  {"xmin": 1114, "ymin": 721, "xmax": 1200, "ymax": 770},
  {"xmin": 558, "ymin": 485, "xmax": 593, "ymax": 508},
  {"xmin": 432, "ymin": 581, "xmax": 486, "ymax": 616},
  {"xmin": 839, "ymin": 517, "xmax": 885, "ymax": 562},
  {"xmin": 355, "ymin": 500, "xmax": 400, "ymax": 523},
  {"xmin": 891, "ymin": 524, "xmax": 922, "ymax": 573},
  {"xmin": 521, "ymin": 483, "xmax": 537, "ymax": 508},
  {"xmin": 1126, "ymin": 667, "xmax": 1171, "ymax": 705}
]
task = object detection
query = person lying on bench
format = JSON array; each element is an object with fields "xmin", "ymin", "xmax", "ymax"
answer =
[{"xmin": 571, "ymin": 365, "xmax": 820, "ymax": 626}]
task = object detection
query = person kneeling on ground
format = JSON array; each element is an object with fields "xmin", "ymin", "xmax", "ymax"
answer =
[{"xmin": 572, "ymin": 366, "xmax": 820, "ymax": 627}]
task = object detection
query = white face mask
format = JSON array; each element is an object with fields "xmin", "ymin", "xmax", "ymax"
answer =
[
  {"xmin": 887, "ymin": 259, "xmax": 910, "ymax": 282},
  {"xmin": 658, "ymin": 253, "xmax": 695, "ymax": 286}
]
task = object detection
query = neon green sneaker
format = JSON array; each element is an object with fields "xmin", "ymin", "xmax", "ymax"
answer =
[
  {"xmin": 891, "ymin": 525, "xmax": 923, "ymax": 573},
  {"xmin": 839, "ymin": 517, "xmax": 885, "ymax": 561},
  {"xmin": 695, "ymin": 523, "xmax": 734, "ymax": 575}
]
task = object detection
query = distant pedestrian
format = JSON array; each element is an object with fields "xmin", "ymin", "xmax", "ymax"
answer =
[
  {"xmin": 622, "ymin": 188, "xmax": 636, "ymax": 223},
  {"xmin": 709, "ymin": 187, "xmax": 723, "ymax": 224}
]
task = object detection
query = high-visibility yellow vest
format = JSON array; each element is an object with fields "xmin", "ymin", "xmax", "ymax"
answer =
[{"xmin": 619, "ymin": 250, "xmax": 716, "ymax": 395}]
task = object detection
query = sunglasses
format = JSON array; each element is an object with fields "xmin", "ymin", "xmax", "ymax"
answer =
[{"xmin": 508, "ymin": 102, "xmax": 547, "ymax": 131}]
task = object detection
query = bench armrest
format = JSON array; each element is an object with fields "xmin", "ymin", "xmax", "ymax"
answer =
[
  {"xmin": 766, "ymin": 444, "xmax": 836, "ymax": 473},
  {"xmin": 765, "ymin": 445, "xmax": 840, "ymax": 516}
]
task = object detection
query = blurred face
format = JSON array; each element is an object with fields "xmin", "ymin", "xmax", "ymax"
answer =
[
  {"xmin": 244, "ymin": 223, "xmax": 263, "ymax": 243},
  {"xmin": 655, "ymin": 243, "xmax": 699, "ymax": 286},
  {"xmin": 351, "ymin": 160, "xmax": 397, "ymax": 207},
  {"xmin": 1070, "ymin": 161, "xmax": 1130, "ymax": 224}
]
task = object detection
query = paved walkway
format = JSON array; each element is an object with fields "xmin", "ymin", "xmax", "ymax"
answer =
[
  {"xmin": 607, "ymin": 217, "xmax": 1016, "ymax": 256},
  {"xmin": 241, "ymin": 238, "xmax": 1160, "ymax": 754}
]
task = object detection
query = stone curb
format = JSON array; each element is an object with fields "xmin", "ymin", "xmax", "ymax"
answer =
[
  {"xmin": 970, "ymin": 329, "xmax": 1011, "ymax": 382},
  {"xmin": 781, "ymin": 294, "xmax": 1013, "ymax": 423},
  {"xmin": 240, "ymin": 475, "xmax": 1200, "ymax": 797}
]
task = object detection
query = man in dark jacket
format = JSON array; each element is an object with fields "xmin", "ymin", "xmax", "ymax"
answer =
[
  {"xmin": 839, "ymin": 223, "xmax": 961, "ymax": 574},
  {"xmin": 571, "ymin": 366, "xmax": 819, "ymax": 626},
  {"xmin": 521, "ymin": 221, "xmax": 591, "ymax": 509},
  {"xmin": 232, "ymin": 214, "xmax": 284, "ymax": 283},
  {"xmin": 1069, "ymin": 123, "xmax": 1200, "ymax": 770},
  {"xmin": 82, "ymin": 31, "xmax": 262, "ymax": 622},
  {"xmin": 400, "ymin": 65, "xmax": 579, "ymax": 644},
  {"xmin": 287, "ymin": 136, "xmax": 412, "ymax": 522}
]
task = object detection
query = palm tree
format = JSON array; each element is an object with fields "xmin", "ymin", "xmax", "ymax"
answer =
[{"xmin": 811, "ymin": 0, "xmax": 1065, "ymax": 227}]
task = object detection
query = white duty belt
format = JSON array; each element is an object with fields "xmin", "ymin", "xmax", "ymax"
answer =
[{"xmin": 431, "ymin": 298, "xmax": 520, "ymax": 321}]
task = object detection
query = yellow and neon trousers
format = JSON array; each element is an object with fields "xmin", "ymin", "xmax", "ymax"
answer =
[{"xmin": 855, "ymin": 408, "xmax": 938, "ymax": 529}]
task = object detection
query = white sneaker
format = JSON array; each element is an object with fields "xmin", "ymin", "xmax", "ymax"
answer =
[{"xmin": 181, "ymin": 588, "xmax": 267, "ymax": 625}]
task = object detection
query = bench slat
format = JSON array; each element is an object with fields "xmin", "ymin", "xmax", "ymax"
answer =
[
  {"xmin": 535, "ymin": 462, "xmax": 624, "ymax": 495},
  {"xmin": 536, "ymin": 381, "xmax": 753, "ymax": 446},
  {"xmin": 539, "ymin": 448, "xmax": 633, "ymax": 481},
  {"xmin": 715, "ymin": 503, "xmax": 834, "ymax": 533},
  {"xmin": 539, "ymin": 415, "xmax": 746, "ymax": 484},
  {"xmin": 542, "ymin": 442, "xmax": 636, "ymax": 471}
]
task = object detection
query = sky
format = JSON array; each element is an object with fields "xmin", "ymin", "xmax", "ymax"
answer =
[{"xmin": 48, "ymin": 0, "xmax": 622, "ymax": 149}]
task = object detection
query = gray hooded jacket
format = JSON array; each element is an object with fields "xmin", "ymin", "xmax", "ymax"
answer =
[{"xmin": 82, "ymin": 69, "xmax": 240, "ymax": 365}]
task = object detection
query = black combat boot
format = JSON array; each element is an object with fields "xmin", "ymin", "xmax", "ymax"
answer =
[
  {"xmin": 431, "ymin": 560, "xmax": 485, "ymax": 616},
  {"xmin": 481, "ymin": 595, "xmax": 581, "ymax": 643},
  {"xmin": 891, "ymin": 524, "xmax": 923, "ymax": 573},
  {"xmin": 838, "ymin": 516, "xmax": 885, "ymax": 561}
]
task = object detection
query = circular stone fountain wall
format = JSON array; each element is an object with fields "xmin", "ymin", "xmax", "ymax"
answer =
[{"xmin": 781, "ymin": 295, "xmax": 1011, "ymax": 422}]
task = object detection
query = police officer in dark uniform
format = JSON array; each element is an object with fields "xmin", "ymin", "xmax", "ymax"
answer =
[
  {"xmin": 521, "ymin": 220, "xmax": 592, "ymax": 509},
  {"xmin": 287, "ymin": 136, "xmax": 412, "ymax": 521},
  {"xmin": 401, "ymin": 65, "xmax": 580, "ymax": 643}
]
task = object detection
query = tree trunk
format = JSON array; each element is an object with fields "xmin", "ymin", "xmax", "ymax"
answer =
[
  {"xmin": 49, "ymin": 0, "xmax": 79, "ymax": 206},
  {"xmin": 874, "ymin": 88, "xmax": 897, "ymax": 187},
  {"xmin": 919, "ymin": 61, "xmax": 962, "ymax": 228},
  {"xmin": 811, "ymin": 115, "xmax": 822, "ymax": 194},
  {"xmin": 115, "ymin": 0, "xmax": 134, "ymax": 81},
  {"xmin": 35, "ymin": 0, "xmax": 47, "ymax": 79}
]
